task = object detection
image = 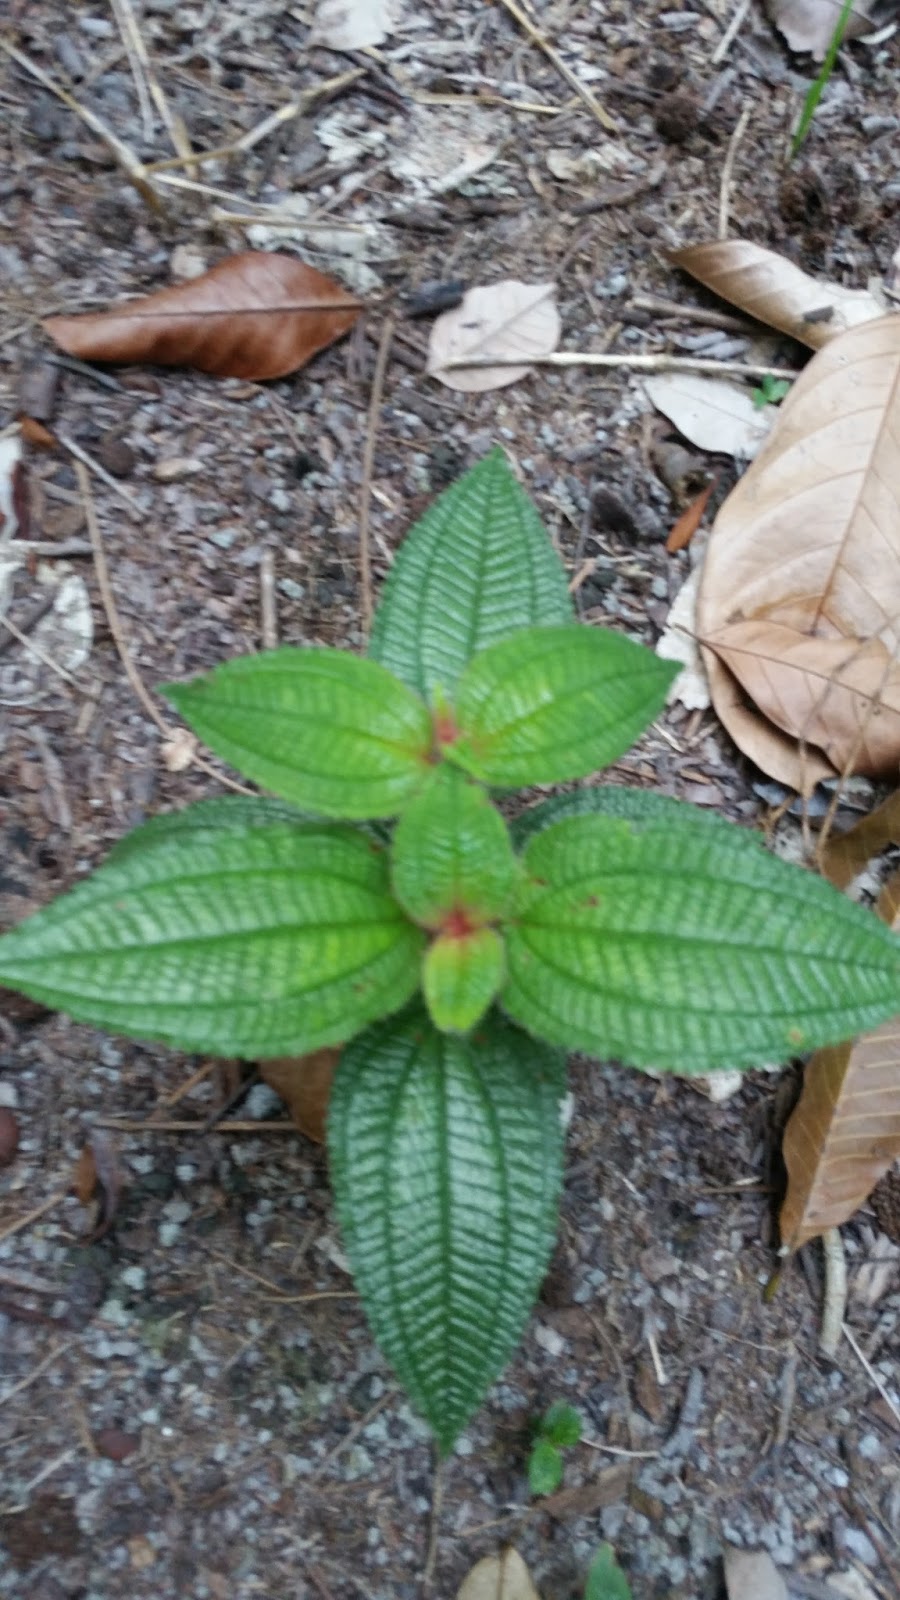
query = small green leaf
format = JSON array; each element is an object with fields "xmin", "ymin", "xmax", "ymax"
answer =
[
  {"xmin": 528, "ymin": 1438, "xmax": 563, "ymax": 1497},
  {"xmin": 369, "ymin": 449, "xmax": 573, "ymax": 698},
  {"xmin": 0, "ymin": 817, "xmax": 424, "ymax": 1057},
  {"xmin": 391, "ymin": 766, "xmax": 519, "ymax": 928},
  {"xmin": 584, "ymin": 1544, "xmax": 633, "ymax": 1600},
  {"xmin": 424, "ymin": 926, "xmax": 505, "ymax": 1033},
  {"xmin": 502, "ymin": 813, "xmax": 900, "ymax": 1074},
  {"xmin": 163, "ymin": 648, "xmax": 432, "ymax": 819},
  {"xmin": 541, "ymin": 1400, "xmax": 582, "ymax": 1447},
  {"xmin": 511, "ymin": 783, "xmax": 747, "ymax": 851},
  {"xmin": 327, "ymin": 1006, "xmax": 567, "ymax": 1453},
  {"xmin": 448, "ymin": 626, "xmax": 677, "ymax": 787}
]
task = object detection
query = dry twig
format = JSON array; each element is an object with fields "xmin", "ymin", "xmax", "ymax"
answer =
[
  {"xmin": 359, "ymin": 315, "xmax": 396, "ymax": 633},
  {"xmin": 495, "ymin": 0, "xmax": 617, "ymax": 132},
  {"xmin": 718, "ymin": 104, "xmax": 752, "ymax": 239},
  {"xmin": 820, "ymin": 1227, "xmax": 848, "ymax": 1356}
]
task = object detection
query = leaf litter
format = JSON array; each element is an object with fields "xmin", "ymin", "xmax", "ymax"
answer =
[
  {"xmin": 644, "ymin": 372, "xmax": 777, "ymax": 458},
  {"xmin": 428, "ymin": 281, "xmax": 561, "ymax": 392},
  {"xmin": 767, "ymin": 0, "xmax": 883, "ymax": 56},
  {"xmin": 44, "ymin": 252, "xmax": 361, "ymax": 382}
]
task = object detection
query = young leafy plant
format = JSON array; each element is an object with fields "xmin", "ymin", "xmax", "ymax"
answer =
[
  {"xmin": 527, "ymin": 1401, "xmax": 583, "ymax": 1496},
  {"xmin": 2, "ymin": 449, "xmax": 900, "ymax": 1452},
  {"xmin": 584, "ymin": 1543, "xmax": 633, "ymax": 1600}
]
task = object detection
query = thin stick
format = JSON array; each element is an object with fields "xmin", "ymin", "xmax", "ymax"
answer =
[
  {"xmin": 110, "ymin": 0, "xmax": 155, "ymax": 141},
  {"xmin": 0, "ymin": 1191, "xmax": 67, "ymax": 1246},
  {"xmin": 718, "ymin": 104, "xmax": 751, "ymax": 240},
  {"xmin": 159, "ymin": 1058, "xmax": 218, "ymax": 1108},
  {"xmin": 12, "ymin": 540, "xmax": 93, "ymax": 557},
  {"xmin": 629, "ymin": 293, "xmax": 751, "ymax": 333},
  {"xmin": 111, "ymin": 0, "xmax": 196, "ymax": 171},
  {"xmin": 0, "ymin": 1340, "xmax": 75, "ymax": 1410},
  {"xmin": 77, "ymin": 462, "xmax": 254, "ymax": 794},
  {"xmin": 0, "ymin": 611, "xmax": 86, "ymax": 689},
  {"xmin": 422, "ymin": 1458, "xmax": 444, "ymax": 1594},
  {"xmin": 57, "ymin": 431, "xmax": 142, "ymax": 522},
  {"xmin": 141, "ymin": 71, "xmax": 364, "ymax": 172},
  {"xmin": 819, "ymin": 1227, "xmax": 847, "ymax": 1357},
  {"xmin": 260, "ymin": 551, "xmax": 278, "ymax": 650},
  {"xmin": 2, "ymin": 1447, "xmax": 78, "ymax": 1513},
  {"xmin": 495, "ymin": 0, "xmax": 617, "ymax": 132},
  {"xmin": 0, "ymin": 40, "xmax": 160, "ymax": 211},
  {"xmin": 93, "ymin": 1116, "xmax": 297, "ymax": 1133},
  {"xmin": 441, "ymin": 350, "xmax": 799, "ymax": 380},
  {"xmin": 842, "ymin": 1320, "xmax": 900, "ymax": 1429},
  {"xmin": 359, "ymin": 315, "xmax": 395, "ymax": 634},
  {"xmin": 712, "ymin": 0, "xmax": 752, "ymax": 64}
]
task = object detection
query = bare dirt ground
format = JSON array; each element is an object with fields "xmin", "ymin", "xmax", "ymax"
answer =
[{"xmin": 1, "ymin": 3, "xmax": 899, "ymax": 1598}]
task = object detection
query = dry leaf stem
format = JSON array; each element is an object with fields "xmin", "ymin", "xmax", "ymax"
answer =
[
  {"xmin": 359, "ymin": 315, "xmax": 396, "ymax": 633},
  {"xmin": 718, "ymin": 104, "xmax": 752, "ymax": 240},
  {"xmin": 441, "ymin": 351, "xmax": 799, "ymax": 379},
  {"xmin": 819, "ymin": 1227, "xmax": 847, "ymax": 1356}
]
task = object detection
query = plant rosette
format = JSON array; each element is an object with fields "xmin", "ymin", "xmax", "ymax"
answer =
[{"xmin": 3, "ymin": 450, "xmax": 900, "ymax": 1451}]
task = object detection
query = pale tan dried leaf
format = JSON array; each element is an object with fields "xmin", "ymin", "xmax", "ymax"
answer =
[
  {"xmin": 724, "ymin": 1547, "xmax": 788, "ymax": 1600},
  {"xmin": 672, "ymin": 240, "xmax": 887, "ymax": 349},
  {"xmin": 657, "ymin": 561, "xmax": 712, "ymax": 712},
  {"xmin": 767, "ymin": 0, "xmax": 877, "ymax": 57},
  {"xmin": 258, "ymin": 1048, "xmax": 340, "ymax": 1144},
  {"xmin": 820, "ymin": 788, "xmax": 900, "ymax": 890},
  {"xmin": 780, "ymin": 872, "xmax": 900, "ymax": 1251},
  {"xmin": 428, "ymin": 282, "xmax": 560, "ymax": 393},
  {"xmin": 310, "ymin": 0, "xmax": 397, "ymax": 49},
  {"xmin": 456, "ymin": 1550, "xmax": 541, "ymax": 1600},
  {"xmin": 44, "ymin": 253, "xmax": 361, "ymax": 382},
  {"xmin": 645, "ymin": 373, "xmax": 775, "ymax": 458},
  {"xmin": 697, "ymin": 316, "xmax": 900, "ymax": 792}
]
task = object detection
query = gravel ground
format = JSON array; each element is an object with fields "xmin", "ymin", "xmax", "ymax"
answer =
[{"xmin": 1, "ymin": 3, "xmax": 899, "ymax": 1597}]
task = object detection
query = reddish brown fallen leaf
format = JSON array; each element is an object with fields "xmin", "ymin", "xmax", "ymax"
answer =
[
  {"xmin": 780, "ymin": 871, "xmax": 900, "ymax": 1251},
  {"xmin": 258, "ymin": 1048, "xmax": 340, "ymax": 1144},
  {"xmin": 697, "ymin": 315, "xmax": 900, "ymax": 793},
  {"xmin": 18, "ymin": 417, "xmax": 57, "ymax": 449},
  {"xmin": 72, "ymin": 1130, "xmax": 125, "ymax": 1240},
  {"xmin": 665, "ymin": 477, "xmax": 717, "ymax": 553},
  {"xmin": 44, "ymin": 252, "xmax": 362, "ymax": 382},
  {"xmin": 0, "ymin": 1106, "xmax": 19, "ymax": 1167},
  {"xmin": 93, "ymin": 1427, "xmax": 140, "ymax": 1463},
  {"xmin": 819, "ymin": 788, "xmax": 900, "ymax": 892}
]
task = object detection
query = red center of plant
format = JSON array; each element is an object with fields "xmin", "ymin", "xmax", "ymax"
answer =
[
  {"xmin": 432, "ymin": 709, "xmax": 460, "ymax": 748},
  {"xmin": 440, "ymin": 904, "xmax": 477, "ymax": 940}
]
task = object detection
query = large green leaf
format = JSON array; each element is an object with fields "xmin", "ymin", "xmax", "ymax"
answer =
[
  {"xmin": 511, "ymin": 783, "xmax": 748, "ymax": 850},
  {"xmin": 448, "ymin": 626, "xmax": 677, "ymax": 787},
  {"xmin": 391, "ymin": 765, "xmax": 518, "ymax": 928},
  {"xmin": 503, "ymin": 813, "xmax": 900, "ymax": 1074},
  {"xmin": 106, "ymin": 795, "xmax": 314, "ymax": 862},
  {"xmin": 423, "ymin": 926, "xmax": 505, "ymax": 1033},
  {"xmin": 163, "ymin": 648, "xmax": 432, "ymax": 819},
  {"xmin": 328, "ymin": 1006, "xmax": 566, "ymax": 1452},
  {"xmin": 0, "ymin": 820, "xmax": 424, "ymax": 1056},
  {"xmin": 368, "ymin": 449, "xmax": 573, "ymax": 699}
]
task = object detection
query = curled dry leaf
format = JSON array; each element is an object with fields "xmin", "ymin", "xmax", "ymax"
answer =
[
  {"xmin": 665, "ymin": 477, "xmax": 717, "ymax": 553},
  {"xmin": 258, "ymin": 1048, "xmax": 341, "ymax": 1144},
  {"xmin": 428, "ymin": 281, "xmax": 561, "ymax": 393},
  {"xmin": 644, "ymin": 374, "xmax": 775, "ymax": 459},
  {"xmin": 780, "ymin": 871, "xmax": 900, "ymax": 1251},
  {"xmin": 72, "ymin": 1131, "xmax": 125, "ymax": 1241},
  {"xmin": 44, "ymin": 252, "xmax": 361, "ymax": 382},
  {"xmin": 767, "ymin": 0, "xmax": 879, "ymax": 57},
  {"xmin": 456, "ymin": 1549, "xmax": 541, "ymax": 1600},
  {"xmin": 697, "ymin": 315, "xmax": 900, "ymax": 792},
  {"xmin": 672, "ymin": 240, "xmax": 888, "ymax": 352},
  {"xmin": 819, "ymin": 787, "xmax": 900, "ymax": 890}
]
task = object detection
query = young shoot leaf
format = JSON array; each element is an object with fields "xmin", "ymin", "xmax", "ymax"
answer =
[
  {"xmin": 163, "ymin": 648, "xmax": 432, "ymax": 819},
  {"xmin": 502, "ymin": 812, "xmax": 900, "ymax": 1074},
  {"xmin": 391, "ymin": 765, "xmax": 518, "ymax": 929},
  {"xmin": 528, "ymin": 1438, "xmax": 563, "ymax": 1497},
  {"xmin": 368, "ymin": 448, "xmax": 573, "ymax": 700},
  {"xmin": 540, "ymin": 1400, "xmax": 583, "ymax": 1447},
  {"xmin": 585, "ymin": 1544, "xmax": 633, "ymax": 1600},
  {"xmin": 327, "ymin": 1006, "xmax": 566, "ymax": 1453},
  {"xmin": 423, "ymin": 925, "xmax": 505, "ymax": 1034},
  {"xmin": 0, "ymin": 818, "xmax": 424, "ymax": 1057},
  {"xmin": 448, "ymin": 626, "xmax": 677, "ymax": 787}
]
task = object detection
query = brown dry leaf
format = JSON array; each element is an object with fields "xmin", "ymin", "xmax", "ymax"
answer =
[
  {"xmin": 672, "ymin": 240, "xmax": 887, "ymax": 350},
  {"xmin": 767, "ymin": 0, "xmax": 879, "ymax": 57},
  {"xmin": 666, "ymin": 478, "xmax": 717, "ymax": 553},
  {"xmin": 258, "ymin": 1048, "xmax": 340, "ymax": 1144},
  {"xmin": 819, "ymin": 788, "xmax": 900, "ymax": 890},
  {"xmin": 72, "ymin": 1131, "xmax": 125, "ymax": 1241},
  {"xmin": 645, "ymin": 373, "xmax": 775, "ymax": 458},
  {"xmin": 428, "ymin": 281, "xmax": 560, "ymax": 393},
  {"xmin": 780, "ymin": 871, "xmax": 900, "ymax": 1251},
  {"xmin": 44, "ymin": 252, "xmax": 361, "ymax": 382},
  {"xmin": 696, "ymin": 315, "xmax": 900, "ymax": 793},
  {"xmin": 456, "ymin": 1549, "xmax": 541, "ymax": 1600}
]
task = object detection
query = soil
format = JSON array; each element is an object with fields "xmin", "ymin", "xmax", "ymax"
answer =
[{"xmin": 1, "ymin": 4, "xmax": 899, "ymax": 1599}]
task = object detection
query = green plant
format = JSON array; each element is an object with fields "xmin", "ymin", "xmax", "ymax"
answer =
[
  {"xmin": 527, "ymin": 1401, "xmax": 583, "ymax": 1496},
  {"xmin": 751, "ymin": 373, "xmax": 791, "ymax": 409},
  {"xmin": 584, "ymin": 1544, "xmax": 632, "ymax": 1600},
  {"xmin": 2, "ymin": 450, "xmax": 900, "ymax": 1451},
  {"xmin": 790, "ymin": 0, "xmax": 856, "ymax": 158}
]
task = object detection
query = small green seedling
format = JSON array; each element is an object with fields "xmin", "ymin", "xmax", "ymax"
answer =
[
  {"xmin": 751, "ymin": 373, "xmax": 791, "ymax": 409},
  {"xmin": 584, "ymin": 1543, "xmax": 633, "ymax": 1600},
  {"xmin": 790, "ymin": 0, "xmax": 856, "ymax": 158},
  {"xmin": 527, "ymin": 1402, "xmax": 583, "ymax": 1496},
  {"xmin": 2, "ymin": 451, "xmax": 900, "ymax": 1453}
]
